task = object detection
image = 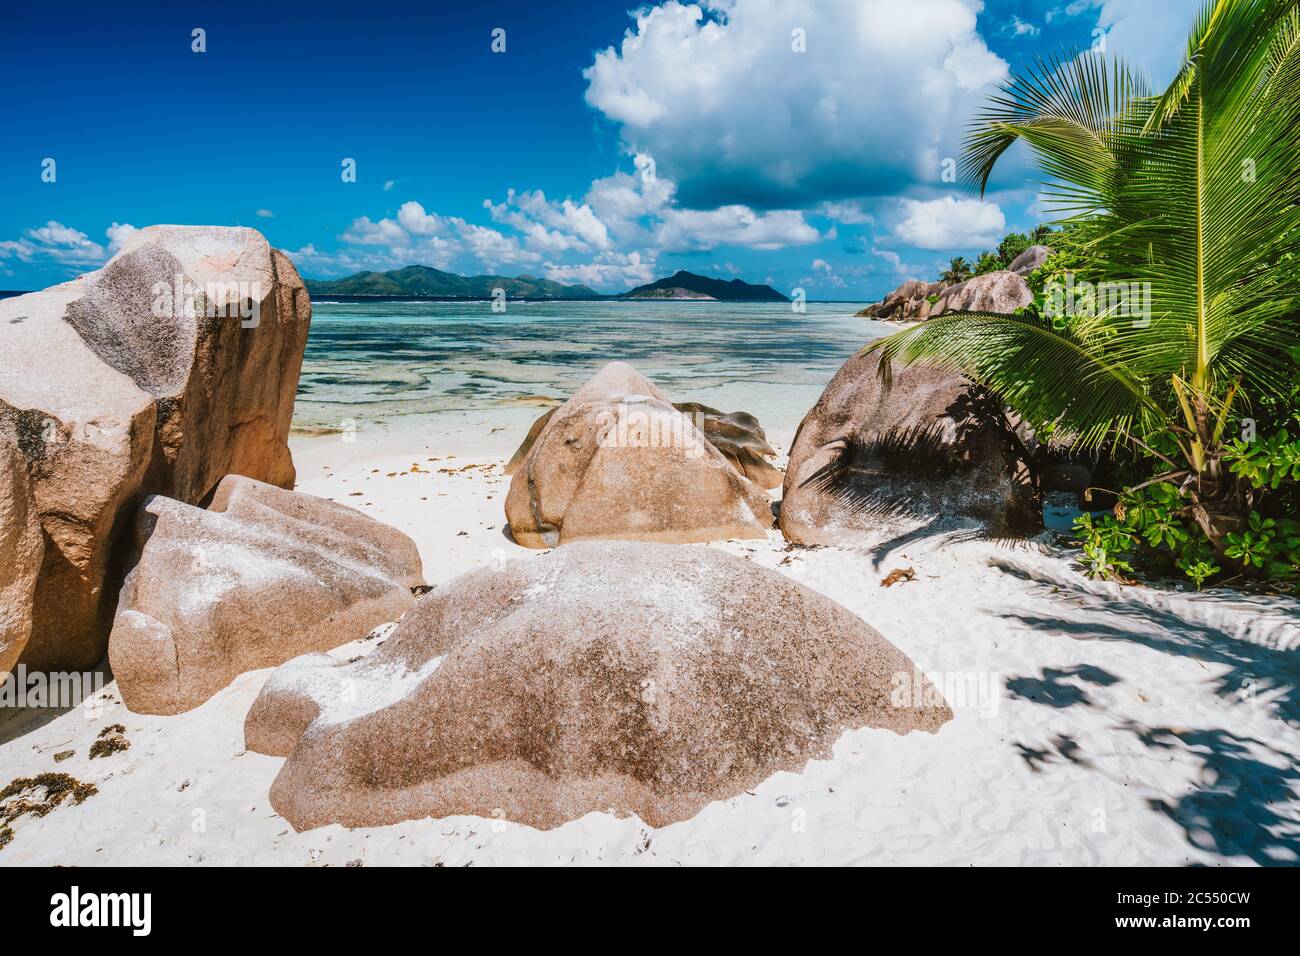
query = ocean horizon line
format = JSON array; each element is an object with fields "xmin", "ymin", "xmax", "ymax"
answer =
[{"xmin": 0, "ymin": 289, "xmax": 875, "ymax": 305}]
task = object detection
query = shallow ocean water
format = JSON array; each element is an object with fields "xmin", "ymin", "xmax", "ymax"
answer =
[{"xmin": 295, "ymin": 300, "xmax": 887, "ymax": 438}]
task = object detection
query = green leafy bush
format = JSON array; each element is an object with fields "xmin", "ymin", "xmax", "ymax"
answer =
[
  {"xmin": 1224, "ymin": 428, "xmax": 1300, "ymax": 489},
  {"xmin": 1073, "ymin": 426, "xmax": 1300, "ymax": 590},
  {"xmin": 1224, "ymin": 513, "xmax": 1300, "ymax": 579},
  {"xmin": 1074, "ymin": 512, "xmax": 1137, "ymax": 580}
]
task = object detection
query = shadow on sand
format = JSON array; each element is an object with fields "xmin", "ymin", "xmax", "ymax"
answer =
[
  {"xmin": 994, "ymin": 557, "xmax": 1300, "ymax": 866},
  {"xmin": 0, "ymin": 658, "xmax": 114, "ymax": 748},
  {"xmin": 1006, "ymin": 664, "xmax": 1120, "ymax": 710},
  {"xmin": 1118, "ymin": 721, "xmax": 1300, "ymax": 866}
]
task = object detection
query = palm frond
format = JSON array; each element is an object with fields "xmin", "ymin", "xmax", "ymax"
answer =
[
  {"xmin": 884, "ymin": 0, "xmax": 1300, "ymax": 471},
  {"xmin": 1146, "ymin": 0, "xmax": 1228, "ymax": 130},
  {"xmin": 963, "ymin": 51, "xmax": 1150, "ymax": 202},
  {"xmin": 865, "ymin": 312, "xmax": 1160, "ymax": 449},
  {"xmin": 1097, "ymin": 0, "xmax": 1300, "ymax": 391},
  {"xmin": 1148, "ymin": 0, "xmax": 1300, "ymax": 131}
]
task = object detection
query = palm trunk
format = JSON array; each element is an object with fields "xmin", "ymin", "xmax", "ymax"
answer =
[{"xmin": 1186, "ymin": 459, "xmax": 1249, "ymax": 558}]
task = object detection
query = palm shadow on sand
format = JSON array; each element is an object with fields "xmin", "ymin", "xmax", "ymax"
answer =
[
  {"xmin": 1118, "ymin": 721, "xmax": 1300, "ymax": 866},
  {"xmin": 992, "ymin": 557, "xmax": 1300, "ymax": 866},
  {"xmin": 991, "ymin": 557, "xmax": 1300, "ymax": 724},
  {"xmin": 1006, "ymin": 664, "xmax": 1120, "ymax": 710}
]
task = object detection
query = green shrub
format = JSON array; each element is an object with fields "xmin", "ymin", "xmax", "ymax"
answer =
[
  {"xmin": 1072, "ymin": 426, "xmax": 1300, "ymax": 590},
  {"xmin": 997, "ymin": 232, "xmax": 1032, "ymax": 266}
]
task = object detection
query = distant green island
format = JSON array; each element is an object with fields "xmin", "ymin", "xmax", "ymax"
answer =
[
  {"xmin": 621, "ymin": 270, "xmax": 789, "ymax": 302},
  {"xmin": 304, "ymin": 265, "xmax": 598, "ymax": 299},
  {"xmin": 304, "ymin": 266, "xmax": 788, "ymax": 302}
]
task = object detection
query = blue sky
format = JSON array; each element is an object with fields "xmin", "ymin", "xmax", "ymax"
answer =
[{"xmin": 1, "ymin": 0, "xmax": 1205, "ymax": 298}]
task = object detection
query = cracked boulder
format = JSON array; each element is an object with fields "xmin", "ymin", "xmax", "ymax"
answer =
[
  {"xmin": 670, "ymin": 402, "xmax": 783, "ymax": 489},
  {"xmin": 108, "ymin": 475, "xmax": 425, "ymax": 715},
  {"xmin": 858, "ymin": 269, "xmax": 1037, "ymax": 322},
  {"xmin": 245, "ymin": 540, "xmax": 952, "ymax": 831},
  {"xmin": 856, "ymin": 279, "xmax": 948, "ymax": 321},
  {"xmin": 0, "ymin": 225, "xmax": 311, "ymax": 671}
]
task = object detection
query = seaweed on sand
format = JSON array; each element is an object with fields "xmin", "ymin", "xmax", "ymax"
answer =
[
  {"xmin": 0, "ymin": 772, "xmax": 98, "ymax": 851},
  {"xmin": 89, "ymin": 724, "xmax": 130, "ymax": 759}
]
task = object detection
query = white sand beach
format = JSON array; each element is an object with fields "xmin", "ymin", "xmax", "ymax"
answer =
[{"xmin": 3, "ymin": 420, "xmax": 1296, "ymax": 867}]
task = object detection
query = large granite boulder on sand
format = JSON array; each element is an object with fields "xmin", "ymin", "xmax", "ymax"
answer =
[
  {"xmin": 503, "ymin": 406, "xmax": 558, "ymax": 476},
  {"xmin": 780, "ymin": 351, "xmax": 1040, "ymax": 546},
  {"xmin": 506, "ymin": 399, "xmax": 782, "ymax": 489},
  {"xmin": 245, "ymin": 540, "xmax": 952, "ymax": 831},
  {"xmin": 504, "ymin": 363, "xmax": 772, "ymax": 547},
  {"xmin": 670, "ymin": 402, "xmax": 782, "ymax": 489},
  {"xmin": 0, "ymin": 429, "xmax": 43, "ymax": 677},
  {"xmin": 0, "ymin": 226, "xmax": 310, "ymax": 671},
  {"xmin": 109, "ymin": 475, "xmax": 424, "ymax": 716}
]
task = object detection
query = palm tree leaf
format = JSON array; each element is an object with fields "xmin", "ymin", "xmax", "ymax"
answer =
[
  {"xmin": 963, "ymin": 51, "xmax": 1150, "ymax": 199},
  {"xmin": 888, "ymin": 0, "xmax": 1300, "ymax": 473},
  {"xmin": 865, "ymin": 312, "xmax": 1161, "ymax": 449}
]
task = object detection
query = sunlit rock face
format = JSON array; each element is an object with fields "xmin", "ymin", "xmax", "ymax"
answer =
[
  {"xmin": 0, "ymin": 226, "xmax": 311, "ymax": 671},
  {"xmin": 246, "ymin": 540, "xmax": 953, "ymax": 831}
]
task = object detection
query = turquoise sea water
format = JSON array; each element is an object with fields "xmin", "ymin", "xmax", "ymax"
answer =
[{"xmin": 295, "ymin": 300, "xmax": 888, "ymax": 438}]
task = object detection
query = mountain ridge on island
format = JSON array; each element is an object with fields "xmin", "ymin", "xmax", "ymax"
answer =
[
  {"xmin": 303, "ymin": 266, "xmax": 789, "ymax": 302},
  {"xmin": 620, "ymin": 270, "xmax": 789, "ymax": 302},
  {"xmin": 304, "ymin": 265, "xmax": 599, "ymax": 300}
]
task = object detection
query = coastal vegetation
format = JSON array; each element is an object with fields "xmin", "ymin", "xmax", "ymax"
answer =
[
  {"xmin": 870, "ymin": 0, "xmax": 1300, "ymax": 591},
  {"xmin": 945, "ymin": 225, "xmax": 1057, "ymax": 283}
]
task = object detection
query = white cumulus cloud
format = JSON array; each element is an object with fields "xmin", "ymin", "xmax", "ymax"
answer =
[
  {"xmin": 545, "ymin": 251, "xmax": 658, "ymax": 288},
  {"xmin": 654, "ymin": 205, "xmax": 820, "ymax": 251},
  {"xmin": 309, "ymin": 151, "xmax": 825, "ymax": 288},
  {"xmin": 331, "ymin": 201, "xmax": 538, "ymax": 272},
  {"xmin": 892, "ymin": 195, "xmax": 1006, "ymax": 250},
  {"xmin": 0, "ymin": 221, "xmax": 140, "ymax": 273},
  {"xmin": 1088, "ymin": 0, "xmax": 1204, "ymax": 86},
  {"xmin": 485, "ymin": 189, "xmax": 612, "ymax": 254},
  {"xmin": 584, "ymin": 0, "xmax": 1007, "ymax": 209}
]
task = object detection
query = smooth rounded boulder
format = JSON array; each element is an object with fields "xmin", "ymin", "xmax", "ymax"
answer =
[
  {"xmin": 504, "ymin": 362, "xmax": 773, "ymax": 547},
  {"xmin": 108, "ymin": 475, "xmax": 424, "ymax": 716},
  {"xmin": 245, "ymin": 540, "xmax": 953, "ymax": 831},
  {"xmin": 506, "ymin": 400, "xmax": 783, "ymax": 489},
  {"xmin": 780, "ymin": 351, "xmax": 1040, "ymax": 546},
  {"xmin": 1008, "ymin": 245, "xmax": 1054, "ymax": 275},
  {"xmin": 0, "ymin": 225, "xmax": 311, "ymax": 671}
]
